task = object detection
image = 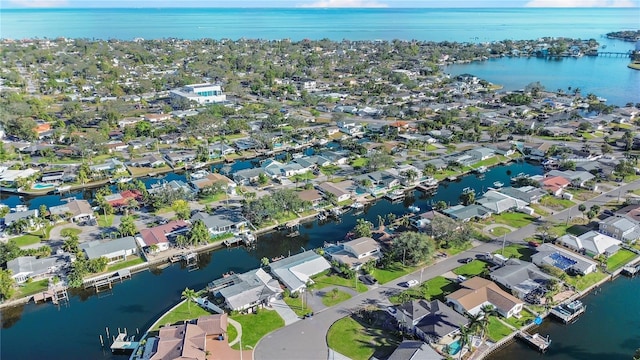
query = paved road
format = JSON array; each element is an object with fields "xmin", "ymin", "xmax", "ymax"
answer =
[{"xmin": 255, "ymin": 178, "xmax": 640, "ymax": 360}]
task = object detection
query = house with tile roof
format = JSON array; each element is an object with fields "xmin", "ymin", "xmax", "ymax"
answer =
[
  {"xmin": 539, "ymin": 175, "xmax": 571, "ymax": 196},
  {"xmin": 148, "ymin": 314, "xmax": 228, "ymax": 360},
  {"xmin": 138, "ymin": 220, "xmax": 190, "ymax": 252},
  {"xmin": 446, "ymin": 277, "xmax": 523, "ymax": 318}
]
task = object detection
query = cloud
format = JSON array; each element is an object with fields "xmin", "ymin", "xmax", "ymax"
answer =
[
  {"xmin": 8, "ymin": 0, "xmax": 69, "ymax": 7},
  {"xmin": 525, "ymin": 0, "xmax": 636, "ymax": 7},
  {"xmin": 300, "ymin": 0, "xmax": 388, "ymax": 8}
]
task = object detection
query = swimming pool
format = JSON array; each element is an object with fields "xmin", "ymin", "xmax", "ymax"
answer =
[
  {"xmin": 448, "ymin": 340, "xmax": 462, "ymax": 355},
  {"xmin": 32, "ymin": 183, "xmax": 55, "ymax": 190}
]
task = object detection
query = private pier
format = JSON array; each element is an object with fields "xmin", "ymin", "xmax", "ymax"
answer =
[
  {"xmin": 516, "ymin": 330, "xmax": 551, "ymax": 352},
  {"xmin": 550, "ymin": 300, "xmax": 586, "ymax": 323},
  {"xmin": 84, "ymin": 270, "xmax": 132, "ymax": 292}
]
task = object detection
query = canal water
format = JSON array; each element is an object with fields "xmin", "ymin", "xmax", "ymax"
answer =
[
  {"xmin": 0, "ymin": 161, "xmax": 541, "ymax": 359},
  {"xmin": 488, "ymin": 275, "xmax": 640, "ymax": 360}
]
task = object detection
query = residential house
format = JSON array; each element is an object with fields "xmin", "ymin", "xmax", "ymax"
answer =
[
  {"xmin": 320, "ymin": 151, "xmax": 349, "ymax": 165},
  {"xmin": 7, "ymin": 254, "xmax": 71, "ymax": 284},
  {"xmin": 599, "ymin": 215, "xmax": 640, "ymax": 243},
  {"xmin": 49, "ymin": 199, "xmax": 94, "ymax": 223},
  {"xmin": 476, "ymin": 190, "xmax": 528, "ymax": 214},
  {"xmin": 387, "ymin": 340, "xmax": 444, "ymax": 360},
  {"xmin": 269, "ymin": 250, "xmax": 331, "ymax": 293},
  {"xmin": 164, "ymin": 150, "xmax": 197, "ymax": 167},
  {"xmin": 104, "ymin": 190, "xmax": 143, "ymax": 210},
  {"xmin": 233, "ymin": 168, "xmax": 264, "ymax": 185},
  {"xmin": 546, "ymin": 170, "xmax": 595, "ymax": 188},
  {"xmin": 128, "ymin": 154, "xmax": 166, "ymax": 168},
  {"xmin": 297, "ymin": 189, "xmax": 323, "ymax": 207},
  {"xmin": 138, "ymin": 220, "xmax": 190, "ymax": 252},
  {"xmin": 207, "ymin": 142, "xmax": 236, "ymax": 158},
  {"xmin": 540, "ymin": 175, "xmax": 571, "ymax": 196},
  {"xmin": 149, "ymin": 180, "xmax": 195, "ymax": 198},
  {"xmin": 2, "ymin": 209, "xmax": 38, "ymax": 228},
  {"xmin": 443, "ymin": 204, "xmax": 493, "ymax": 222},
  {"xmin": 410, "ymin": 210, "xmax": 451, "ymax": 235},
  {"xmin": 190, "ymin": 173, "xmax": 237, "ymax": 195},
  {"xmin": 191, "ymin": 210, "xmax": 248, "ymax": 236},
  {"xmin": 210, "ymin": 268, "xmax": 282, "ymax": 311},
  {"xmin": 80, "ymin": 236, "xmax": 138, "ymax": 264},
  {"xmin": 498, "ymin": 186, "xmax": 546, "ymax": 204},
  {"xmin": 467, "ymin": 147, "xmax": 495, "ymax": 162},
  {"xmin": 327, "ymin": 237, "xmax": 381, "ymax": 270},
  {"xmin": 318, "ymin": 181, "xmax": 352, "ymax": 203},
  {"xmin": 262, "ymin": 159, "xmax": 308, "ymax": 178},
  {"xmin": 336, "ymin": 120, "xmax": 364, "ymax": 136},
  {"xmin": 147, "ymin": 314, "xmax": 228, "ymax": 360},
  {"xmin": 394, "ymin": 299, "xmax": 469, "ymax": 344},
  {"xmin": 89, "ymin": 158, "xmax": 126, "ymax": 174},
  {"xmin": 531, "ymin": 243, "xmax": 598, "ymax": 275},
  {"xmin": 490, "ymin": 259, "xmax": 554, "ymax": 300},
  {"xmin": 556, "ymin": 231, "xmax": 621, "ymax": 258},
  {"xmin": 143, "ymin": 113, "xmax": 172, "ymax": 122},
  {"xmin": 353, "ymin": 171, "xmax": 401, "ymax": 196},
  {"xmin": 446, "ymin": 277, "xmax": 524, "ymax": 318}
]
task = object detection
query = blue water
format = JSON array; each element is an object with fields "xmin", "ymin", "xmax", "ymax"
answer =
[{"xmin": 449, "ymin": 340, "xmax": 462, "ymax": 355}]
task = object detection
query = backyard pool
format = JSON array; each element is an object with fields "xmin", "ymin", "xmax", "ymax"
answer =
[
  {"xmin": 448, "ymin": 340, "xmax": 462, "ymax": 355},
  {"xmin": 31, "ymin": 183, "xmax": 55, "ymax": 190}
]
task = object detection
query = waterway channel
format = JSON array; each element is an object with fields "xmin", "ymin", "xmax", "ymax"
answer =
[{"xmin": 0, "ymin": 161, "xmax": 541, "ymax": 359}]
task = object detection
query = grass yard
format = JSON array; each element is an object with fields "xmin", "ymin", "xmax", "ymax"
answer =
[
  {"xmin": 350, "ymin": 157, "xmax": 368, "ymax": 168},
  {"xmin": 490, "ymin": 226, "xmax": 512, "ymax": 237},
  {"xmin": 96, "ymin": 214, "xmax": 115, "ymax": 227},
  {"xmin": 12, "ymin": 234, "xmax": 41, "ymax": 247},
  {"xmin": 490, "ymin": 212, "xmax": 536, "ymax": 228},
  {"xmin": 197, "ymin": 193, "xmax": 227, "ymax": 204},
  {"xmin": 472, "ymin": 155, "xmax": 506, "ymax": 168},
  {"xmin": 230, "ymin": 310, "xmax": 284, "ymax": 350},
  {"xmin": 321, "ymin": 288, "xmax": 352, "ymax": 307},
  {"xmin": 565, "ymin": 272, "xmax": 608, "ymax": 291},
  {"xmin": 153, "ymin": 301, "xmax": 213, "ymax": 330},
  {"xmin": 453, "ymin": 260, "xmax": 489, "ymax": 277},
  {"xmin": 529, "ymin": 204, "xmax": 550, "ymax": 216},
  {"xmin": 18, "ymin": 279, "xmax": 50, "ymax": 298},
  {"xmin": 373, "ymin": 262, "xmax": 420, "ymax": 284},
  {"xmin": 503, "ymin": 309, "xmax": 536, "ymax": 329},
  {"xmin": 327, "ymin": 315, "xmax": 401, "ymax": 360},
  {"xmin": 443, "ymin": 242, "xmax": 473, "ymax": 256},
  {"xmin": 606, "ymin": 249, "xmax": 637, "ymax": 271},
  {"xmin": 540, "ymin": 195, "xmax": 575, "ymax": 210},
  {"xmin": 60, "ymin": 227, "xmax": 81, "ymax": 237},
  {"xmin": 283, "ymin": 294, "xmax": 313, "ymax": 317},
  {"xmin": 566, "ymin": 189, "xmax": 598, "ymax": 201},
  {"xmin": 495, "ymin": 244, "xmax": 535, "ymax": 262},
  {"xmin": 487, "ymin": 316, "xmax": 513, "ymax": 342},
  {"xmin": 312, "ymin": 273, "xmax": 368, "ymax": 293},
  {"xmin": 107, "ymin": 256, "xmax": 145, "ymax": 272},
  {"xmin": 552, "ymin": 223, "xmax": 590, "ymax": 237},
  {"xmin": 389, "ymin": 276, "xmax": 457, "ymax": 304},
  {"xmin": 227, "ymin": 321, "xmax": 238, "ymax": 343}
]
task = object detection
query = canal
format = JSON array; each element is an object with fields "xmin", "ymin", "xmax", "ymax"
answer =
[{"xmin": 0, "ymin": 161, "xmax": 542, "ymax": 359}]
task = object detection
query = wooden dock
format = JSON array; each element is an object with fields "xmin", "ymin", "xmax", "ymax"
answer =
[
  {"xmin": 110, "ymin": 332, "xmax": 139, "ymax": 353},
  {"xmin": 550, "ymin": 300, "xmax": 586, "ymax": 323},
  {"xmin": 33, "ymin": 284, "xmax": 69, "ymax": 305},
  {"xmin": 416, "ymin": 184, "xmax": 438, "ymax": 193},
  {"xmin": 517, "ymin": 330, "xmax": 551, "ymax": 352},
  {"xmin": 85, "ymin": 270, "xmax": 132, "ymax": 292}
]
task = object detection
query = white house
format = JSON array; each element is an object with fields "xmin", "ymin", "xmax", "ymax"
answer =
[
  {"xmin": 446, "ymin": 277, "xmax": 524, "ymax": 318},
  {"xmin": 80, "ymin": 236, "xmax": 138, "ymax": 264},
  {"xmin": 328, "ymin": 237, "xmax": 381, "ymax": 270},
  {"xmin": 170, "ymin": 83, "xmax": 226, "ymax": 105}
]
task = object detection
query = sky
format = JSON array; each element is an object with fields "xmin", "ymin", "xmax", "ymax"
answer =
[{"xmin": 1, "ymin": 0, "xmax": 639, "ymax": 8}]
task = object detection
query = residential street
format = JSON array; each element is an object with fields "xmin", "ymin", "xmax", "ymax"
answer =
[{"xmin": 254, "ymin": 178, "xmax": 640, "ymax": 360}]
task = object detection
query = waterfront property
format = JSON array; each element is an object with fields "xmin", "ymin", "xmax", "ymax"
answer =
[
  {"xmin": 191, "ymin": 209, "xmax": 248, "ymax": 237},
  {"xmin": 387, "ymin": 340, "xmax": 443, "ymax": 360},
  {"xmin": 208, "ymin": 268, "xmax": 282, "ymax": 312},
  {"xmin": 48, "ymin": 198, "xmax": 94, "ymax": 223},
  {"xmin": 7, "ymin": 254, "xmax": 71, "ymax": 284},
  {"xmin": 531, "ymin": 243, "xmax": 597, "ymax": 275},
  {"xmin": 555, "ymin": 231, "xmax": 622, "ymax": 258},
  {"xmin": 446, "ymin": 277, "xmax": 524, "ymax": 318},
  {"xmin": 138, "ymin": 220, "xmax": 190, "ymax": 252},
  {"xmin": 394, "ymin": 299, "xmax": 469, "ymax": 346},
  {"xmin": 490, "ymin": 259, "xmax": 555, "ymax": 301},
  {"xmin": 80, "ymin": 236, "xmax": 138, "ymax": 264},
  {"xmin": 326, "ymin": 237, "xmax": 381, "ymax": 270},
  {"xmin": 269, "ymin": 250, "xmax": 331, "ymax": 293}
]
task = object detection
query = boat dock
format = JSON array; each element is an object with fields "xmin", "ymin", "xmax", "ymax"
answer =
[
  {"xmin": 385, "ymin": 190, "xmax": 405, "ymax": 201},
  {"xmin": 84, "ymin": 270, "xmax": 132, "ymax": 292},
  {"xmin": 516, "ymin": 330, "xmax": 551, "ymax": 352},
  {"xmin": 33, "ymin": 284, "xmax": 69, "ymax": 305},
  {"xmin": 223, "ymin": 232, "xmax": 256, "ymax": 247},
  {"xmin": 622, "ymin": 264, "xmax": 640, "ymax": 276},
  {"xmin": 416, "ymin": 184, "xmax": 437, "ymax": 193},
  {"xmin": 110, "ymin": 332, "xmax": 139, "ymax": 353},
  {"xmin": 550, "ymin": 299, "xmax": 586, "ymax": 323}
]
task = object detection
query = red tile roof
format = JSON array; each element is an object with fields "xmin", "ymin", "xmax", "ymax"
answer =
[{"xmin": 140, "ymin": 220, "xmax": 189, "ymax": 245}]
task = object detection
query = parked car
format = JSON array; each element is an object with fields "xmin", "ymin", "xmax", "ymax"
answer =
[
  {"xmin": 458, "ymin": 257, "xmax": 473, "ymax": 264},
  {"xmin": 456, "ymin": 275, "xmax": 468, "ymax": 283},
  {"xmin": 359, "ymin": 274, "xmax": 378, "ymax": 285},
  {"xmin": 386, "ymin": 306, "xmax": 397, "ymax": 316},
  {"xmin": 405, "ymin": 279, "xmax": 419, "ymax": 287},
  {"xmin": 528, "ymin": 241, "xmax": 540, "ymax": 247}
]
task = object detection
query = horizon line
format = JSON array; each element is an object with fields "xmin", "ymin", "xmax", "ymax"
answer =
[{"xmin": 3, "ymin": 6, "xmax": 639, "ymax": 9}]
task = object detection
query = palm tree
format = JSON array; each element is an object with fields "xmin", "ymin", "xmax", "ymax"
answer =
[
  {"xmin": 377, "ymin": 215, "xmax": 385, "ymax": 230},
  {"xmin": 456, "ymin": 325, "xmax": 474, "ymax": 359},
  {"xmin": 181, "ymin": 287, "xmax": 198, "ymax": 314},
  {"xmin": 479, "ymin": 305, "xmax": 497, "ymax": 342}
]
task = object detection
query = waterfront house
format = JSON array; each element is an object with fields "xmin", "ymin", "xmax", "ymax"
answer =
[
  {"xmin": 467, "ymin": 147, "xmax": 496, "ymax": 162},
  {"xmin": 7, "ymin": 254, "xmax": 71, "ymax": 284},
  {"xmin": 498, "ymin": 186, "xmax": 546, "ymax": 204},
  {"xmin": 233, "ymin": 168, "xmax": 264, "ymax": 185},
  {"xmin": 476, "ymin": 190, "xmax": 528, "ymax": 214},
  {"xmin": 138, "ymin": 220, "xmax": 190, "ymax": 252},
  {"xmin": 89, "ymin": 158, "xmax": 126, "ymax": 174},
  {"xmin": 269, "ymin": 250, "xmax": 331, "ymax": 293},
  {"xmin": 556, "ymin": 231, "xmax": 622, "ymax": 258},
  {"xmin": 317, "ymin": 181, "xmax": 352, "ymax": 203},
  {"xmin": 149, "ymin": 180, "xmax": 195, "ymax": 198},
  {"xmin": 327, "ymin": 237, "xmax": 381, "ymax": 270},
  {"xmin": 490, "ymin": 259, "xmax": 555, "ymax": 300},
  {"xmin": 49, "ymin": 199, "xmax": 94, "ymax": 223},
  {"xmin": 531, "ymin": 243, "xmax": 597, "ymax": 275},
  {"xmin": 147, "ymin": 314, "xmax": 228, "ymax": 360},
  {"xmin": 540, "ymin": 175, "xmax": 571, "ymax": 196},
  {"xmin": 104, "ymin": 190, "xmax": 144, "ymax": 210},
  {"xmin": 80, "ymin": 236, "xmax": 138, "ymax": 264},
  {"xmin": 443, "ymin": 204, "xmax": 493, "ymax": 222},
  {"xmin": 353, "ymin": 171, "xmax": 400, "ymax": 196},
  {"xmin": 190, "ymin": 173, "xmax": 237, "ymax": 195},
  {"xmin": 387, "ymin": 340, "xmax": 443, "ymax": 360},
  {"xmin": 446, "ymin": 277, "xmax": 524, "ymax": 318},
  {"xmin": 410, "ymin": 210, "xmax": 451, "ymax": 235},
  {"xmin": 191, "ymin": 210, "xmax": 248, "ymax": 236},
  {"xmin": 128, "ymin": 154, "xmax": 166, "ymax": 168},
  {"xmin": 599, "ymin": 215, "xmax": 640, "ymax": 243},
  {"xmin": 394, "ymin": 299, "xmax": 469, "ymax": 344},
  {"xmin": 546, "ymin": 170, "xmax": 595, "ymax": 188},
  {"xmin": 296, "ymin": 189, "xmax": 323, "ymax": 207},
  {"xmin": 207, "ymin": 142, "xmax": 236, "ymax": 158},
  {"xmin": 2, "ymin": 209, "xmax": 38, "ymax": 228},
  {"xmin": 164, "ymin": 150, "xmax": 197, "ymax": 167},
  {"xmin": 210, "ymin": 268, "xmax": 282, "ymax": 312}
]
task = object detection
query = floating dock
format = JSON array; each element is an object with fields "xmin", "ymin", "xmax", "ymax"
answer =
[
  {"xmin": 550, "ymin": 300, "xmax": 586, "ymax": 323},
  {"xmin": 517, "ymin": 330, "xmax": 551, "ymax": 352}
]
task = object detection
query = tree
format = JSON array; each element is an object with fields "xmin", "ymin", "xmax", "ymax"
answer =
[
  {"xmin": 0, "ymin": 269, "xmax": 16, "ymax": 300},
  {"xmin": 633, "ymin": 348, "xmax": 640, "ymax": 360},
  {"xmin": 456, "ymin": 325, "xmax": 474, "ymax": 359},
  {"xmin": 459, "ymin": 190, "xmax": 475, "ymax": 206},
  {"xmin": 62, "ymin": 234, "xmax": 80, "ymax": 254},
  {"xmin": 479, "ymin": 305, "xmax": 498, "ymax": 341},
  {"xmin": 578, "ymin": 204, "xmax": 587, "ymax": 219},
  {"xmin": 353, "ymin": 218, "xmax": 373, "ymax": 238},
  {"xmin": 261, "ymin": 257, "xmax": 270, "ymax": 267},
  {"xmin": 171, "ymin": 199, "xmax": 191, "ymax": 220},
  {"xmin": 181, "ymin": 287, "xmax": 198, "ymax": 314},
  {"xmin": 433, "ymin": 200, "xmax": 448, "ymax": 211},
  {"xmin": 188, "ymin": 219, "xmax": 210, "ymax": 246},
  {"xmin": 118, "ymin": 216, "xmax": 137, "ymax": 237},
  {"xmin": 536, "ymin": 221, "xmax": 553, "ymax": 244},
  {"xmin": 392, "ymin": 231, "xmax": 436, "ymax": 266}
]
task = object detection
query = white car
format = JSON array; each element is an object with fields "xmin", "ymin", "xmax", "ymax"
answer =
[
  {"xmin": 386, "ymin": 306, "xmax": 397, "ymax": 316},
  {"xmin": 406, "ymin": 279, "xmax": 419, "ymax": 287}
]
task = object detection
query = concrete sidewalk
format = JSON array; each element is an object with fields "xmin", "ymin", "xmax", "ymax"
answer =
[{"xmin": 270, "ymin": 298, "xmax": 300, "ymax": 325}]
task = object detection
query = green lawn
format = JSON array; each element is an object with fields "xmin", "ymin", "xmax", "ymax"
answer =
[
  {"xmin": 197, "ymin": 193, "xmax": 227, "ymax": 204},
  {"xmin": 283, "ymin": 294, "xmax": 312, "ymax": 317},
  {"xmin": 606, "ymin": 249, "xmax": 637, "ymax": 271},
  {"xmin": 227, "ymin": 321, "xmax": 238, "ymax": 343},
  {"xmin": 230, "ymin": 310, "xmax": 284, "ymax": 350},
  {"xmin": 540, "ymin": 195, "xmax": 575, "ymax": 210},
  {"xmin": 312, "ymin": 273, "xmax": 368, "ymax": 292},
  {"xmin": 350, "ymin": 157, "xmax": 368, "ymax": 168},
  {"xmin": 443, "ymin": 242, "xmax": 473, "ymax": 256},
  {"xmin": 503, "ymin": 309, "xmax": 535, "ymax": 329},
  {"xmin": 12, "ymin": 234, "xmax": 41, "ymax": 247},
  {"xmin": 60, "ymin": 227, "xmax": 82, "ymax": 237},
  {"xmin": 565, "ymin": 272, "xmax": 608, "ymax": 291},
  {"xmin": 494, "ymin": 244, "xmax": 535, "ymax": 262},
  {"xmin": 389, "ymin": 276, "xmax": 457, "ymax": 304},
  {"xmin": 552, "ymin": 223, "xmax": 590, "ymax": 237},
  {"xmin": 97, "ymin": 214, "xmax": 114, "ymax": 227},
  {"xmin": 453, "ymin": 260, "xmax": 489, "ymax": 277},
  {"xmin": 490, "ymin": 212, "xmax": 536, "ymax": 228},
  {"xmin": 327, "ymin": 315, "xmax": 401, "ymax": 360},
  {"xmin": 18, "ymin": 279, "xmax": 49, "ymax": 297},
  {"xmin": 153, "ymin": 301, "xmax": 213, "ymax": 330},
  {"xmin": 373, "ymin": 262, "xmax": 420, "ymax": 284},
  {"xmin": 290, "ymin": 172, "xmax": 316, "ymax": 183},
  {"xmin": 471, "ymin": 155, "xmax": 506, "ymax": 168},
  {"xmin": 107, "ymin": 256, "xmax": 145, "ymax": 272},
  {"xmin": 529, "ymin": 204, "xmax": 550, "ymax": 216},
  {"xmin": 321, "ymin": 288, "xmax": 352, "ymax": 307},
  {"xmin": 490, "ymin": 226, "xmax": 512, "ymax": 237},
  {"xmin": 487, "ymin": 316, "xmax": 513, "ymax": 342}
]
